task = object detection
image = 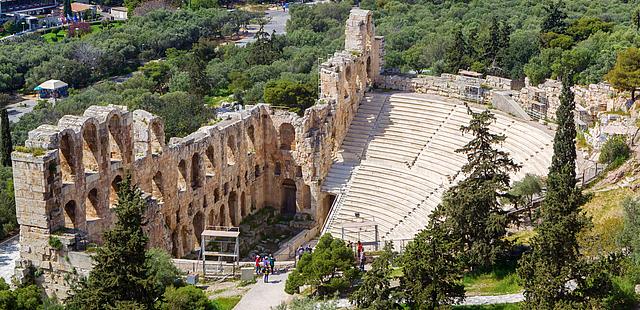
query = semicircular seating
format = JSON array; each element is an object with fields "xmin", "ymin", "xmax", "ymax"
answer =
[{"xmin": 323, "ymin": 92, "xmax": 554, "ymax": 244}]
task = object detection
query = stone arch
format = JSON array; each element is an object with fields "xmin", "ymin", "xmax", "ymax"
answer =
[
  {"xmin": 208, "ymin": 209, "xmax": 215, "ymax": 227},
  {"xmin": 152, "ymin": 171, "xmax": 163, "ymax": 202},
  {"xmin": 150, "ymin": 121, "xmax": 164, "ymax": 155},
  {"xmin": 171, "ymin": 231, "xmax": 179, "ymax": 257},
  {"xmin": 254, "ymin": 165, "xmax": 260, "ymax": 177},
  {"xmin": 59, "ymin": 133, "xmax": 76, "ymax": 184},
  {"xmin": 181, "ymin": 226, "xmax": 190, "ymax": 255},
  {"xmin": 85, "ymin": 188, "xmax": 100, "ymax": 220},
  {"xmin": 302, "ymin": 184, "xmax": 312, "ymax": 210},
  {"xmin": 63, "ymin": 200, "xmax": 78, "ymax": 229},
  {"xmin": 214, "ymin": 188, "xmax": 220, "ymax": 203},
  {"xmin": 226, "ymin": 136, "xmax": 236, "ymax": 166},
  {"xmin": 204, "ymin": 146, "xmax": 215, "ymax": 177},
  {"xmin": 279, "ymin": 123, "xmax": 295, "ymax": 151},
  {"xmin": 219, "ymin": 204, "xmax": 226, "ymax": 226},
  {"xmin": 274, "ymin": 162, "xmax": 282, "ymax": 176},
  {"xmin": 82, "ymin": 122, "xmax": 99, "ymax": 173},
  {"xmin": 240, "ymin": 192, "xmax": 247, "ymax": 217},
  {"xmin": 246, "ymin": 125, "xmax": 255, "ymax": 153},
  {"xmin": 193, "ymin": 211, "xmax": 204, "ymax": 247},
  {"xmin": 282, "ymin": 179, "xmax": 297, "ymax": 215},
  {"xmin": 109, "ymin": 175, "xmax": 123, "ymax": 207},
  {"xmin": 191, "ymin": 153, "xmax": 202, "ymax": 189},
  {"xmin": 177, "ymin": 160, "xmax": 187, "ymax": 192},
  {"xmin": 229, "ymin": 192, "xmax": 238, "ymax": 226},
  {"xmin": 108, "ymin": 114, "xmax": 124, "ymax": 161},
  {"xmin": 296, "ymin": 166, "xmax": 303, "ymax": 178}
]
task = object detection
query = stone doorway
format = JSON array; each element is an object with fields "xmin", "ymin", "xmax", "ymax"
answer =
[{"xmin": 282, "ymin": 179, "xmax": 297, "ymax": 215}]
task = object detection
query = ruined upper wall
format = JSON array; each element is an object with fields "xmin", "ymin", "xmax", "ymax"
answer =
[{"xmin": 11, "ymin": 8, "xmax": 383, "ymax": 297}]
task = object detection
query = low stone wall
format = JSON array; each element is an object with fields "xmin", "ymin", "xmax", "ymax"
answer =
[{"xmin": 273, "ymin": 226, "xmax": 319, "ymax": 260}]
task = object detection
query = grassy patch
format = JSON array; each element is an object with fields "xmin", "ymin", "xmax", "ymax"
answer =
[
  {"xmin": 463, "ymin": 264, "xmax": 522, "ymax": 296},
  {"xmin": 454, "ymin": 303, "xmax": 521, "ymax": 310},
  {"xmin": 207, "ymin": 94, "xmax": 234, "ymax": 108},
  {"xmin": 578, "ymin": 187, "xmax": 629, "ymax": 256},
  {"xmin": 212, "ymin": 296, "xmax": 241, "ymax": 310},
  {"xmin": 42, "ymin": 30, "xmax": 67, "ymax": 43},
  {"xmin": 390, "ymin": 266, "xmax": 404, "ymax": 278},
  {"xmin": 505, "ymin": 229, "xmax": 536, "ymax": 246}
]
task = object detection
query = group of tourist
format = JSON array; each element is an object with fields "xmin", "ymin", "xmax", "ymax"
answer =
[
  {"xmin": 255, "ymin": 254, "xmax": 276, "ymax": 283},
  {"xmin": 296, "ymin": 245, "xmax": 313, "ymax": 260},
  {"xmin": 349, "ymin": 241, "xmax": 366, "ymax": 271}
]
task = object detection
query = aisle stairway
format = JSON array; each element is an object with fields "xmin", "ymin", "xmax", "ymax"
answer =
[{"xmin": 321, "ymin": 92, "xmax": 554, "ymax": 244}]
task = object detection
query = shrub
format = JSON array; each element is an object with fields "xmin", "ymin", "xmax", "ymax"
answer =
[
  {"xmin": 48, "ymin": 236, "xmax": 62, "ymax": 251},
  {"xmin": 599, "ymin": 135, "xmax": 630, "ymax": 166},
  {"xmin": 161, "ymin": 285, "xmax": 216, "ymax": 310}
]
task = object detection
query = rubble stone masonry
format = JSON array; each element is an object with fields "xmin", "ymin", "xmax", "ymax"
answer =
[{"xmin": 12, "ymin": 8, "xmax": 382, "ymax": 298}]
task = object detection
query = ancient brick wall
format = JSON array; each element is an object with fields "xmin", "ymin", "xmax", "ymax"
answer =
[{"xmin": 11, "ymin": 8, "xmax": 381, "ymax": 298}]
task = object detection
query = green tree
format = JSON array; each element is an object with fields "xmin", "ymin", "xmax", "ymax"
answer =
[
  {"xmin": 541, "ymin": 1, "xmax": 567, "ymax": 34},
  {"xmin": 0, "ymin": 108, "xmax": 12, "ymax": 167},
  {"xmin": 598, "ymin": 135, "xmax": 630, "ymax": 167},
  {"xmin": 350, "ymin": 242, "xmax": 398, "ymax": 309},
  {"xmin": 285, "ymin": 234, "xmax": 359, "ymax": 296},
  {"xmin": 161, "ymin": 286, "xmax": 216, "ymax": 310},
  {"xmin": 68, "ymin": 175, "xmax": 154, "ymax": 309},
  {"xmin": 633, "ymin": 7, "xmax": 640, "ymax": 32},
  {"xmin": 263, "ymin": 79, "xmax": 316, "ymax": 116},
  {"xmin": 620, "ymin": 196, "xmax": 640, "ymax": 263},
  {"xmin": 439, "ymin": 107, "xmax": 521, "ymax": 269},
  {"xmin": 509, "ymin": 174, "xmax": 543, "ymax": 223},
  {"xmin": 444, "ymin": 29, "xmax": 469, "ymax": 73},
  {"xmin": 606, "ymin": 47, "xmax": 640, "ymax": 101},
  {"xmin": 146, "ymin": 248, "xmax": 184, "ymax": 299},
  {"xmin": 400, "ymin": 212, "xmax": 465, "ymax": 309},
  {"xmin": 517, "ymin": 74, "xmax": 589, "ymax": 308}
]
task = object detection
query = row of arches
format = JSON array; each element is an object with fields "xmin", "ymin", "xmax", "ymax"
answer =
[{"xmin": 59, "ymin": 114, "xmax": 125, "ymax": 185}]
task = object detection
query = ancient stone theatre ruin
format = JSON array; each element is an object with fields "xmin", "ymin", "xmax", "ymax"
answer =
[{"xmin": 11, "ymin": 8, "xmax": 555, "ymax": 297}]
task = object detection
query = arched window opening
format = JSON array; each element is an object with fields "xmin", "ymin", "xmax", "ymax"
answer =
[
  {"xmin": 171, "ymin": 231, "xmax": 180, "ymax": 257},
  {"xmin": 274, "ymin": 162, "xmax": 281, "ymax": 176},
  {"xmin": 226, "ymin": 136, "xmax": 236, "ymax": 166},
  {"xmin": 108, "ymin": 115, "xmax": 123, "ymax": 161},
  {"xmin": 150, "ymin": 122, "xmax": 164, "ymax": 155},
  {"xmin": 208, "ymin": 209, "xmax": 215, "ymax": 227},
  {"xmin": 246, "ymin": 125, "xmax": 255, "ymax": 154},
  {"xmin": 219, "ymin": 205, "xmax": 226, "ymax": 226},
  {"xmin": 229, "ymin": 191, "xmax": 238, "ymax": 226},
  {"xmin": 109, "ymin": 175, "xmax": 123, "ymax": 207},
  {"xmin": 296, "ymin": 166, "xmax": 303, "ymax": 178},
  {"xmin": 240, "ymin": 192, "xmax": 247, "ymax": 218},
  {"xmin": 254, "ymin": 165, "xmax": 260, "ymax": 177},
  {"xmin": 82, "ymin": 123, "xmax": 99, "ymax": 173},
  {"xmin": 63, "ymin": 200, "xmax": 77, "ymax": 230},
  {"xmin": 279, "ymin": 123, "xmax": 296, "ymax": 151},
  {"xmin": 181, "ymin": 226, "xmax": 190, "ymax": 255},
  {"xmin": 191, "ymin": 153, "xmax": 202, "ymax": 189},
  {"xmin": 60, "ymin": 133, "xmax": 76, "ymax": 184},
  {"xmin": 214, "ymin": 188, "xmax": 220, "ymax": 203},
  {"xmin": 303, "ymin": 185, "xmax": 312, "ymax": 210},
  {"xmin": 86, "ymin": 188, "xmax": 100, "ymax": 220},
  {"xmin": 282, "ymin": 179, "xmax": 297, "ymax": 215},
  {"xmin": 177, "ymin": 160, "xmax": 187, "ymax": 192},
  {"xmin": 205, "ymin": 146, "xmax": 215, "ymax": 177},
  {"xmin": 152, "ymin": 171, "xmax": 163, "ymax": 202},
  {"xmin": 193, "ymin": 211, "xmax": 204, "ymax": 246}
]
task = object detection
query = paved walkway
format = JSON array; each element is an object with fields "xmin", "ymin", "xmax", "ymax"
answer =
[
  {"xmin": 233, "ymin": 271, "xmax": 292, "ymax": 310},
  {"xmin": 461, "ymin": 293, "xmax": 524, "ymax": 305},
  {"xmin": 0, "ymin": 236, "xmax": 20, "ymax": 284}
]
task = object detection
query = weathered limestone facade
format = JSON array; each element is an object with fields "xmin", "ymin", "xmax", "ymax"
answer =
[{"xmin": 12, "ymin": 8, "xmax": 382, "ymax": 298}]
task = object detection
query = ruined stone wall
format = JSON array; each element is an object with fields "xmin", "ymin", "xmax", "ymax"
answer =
[{"xmin": 11, "ymin": 8, "xmax": 381, "ymax": 298}]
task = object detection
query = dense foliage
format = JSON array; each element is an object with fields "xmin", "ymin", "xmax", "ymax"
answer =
[
  {"xmin": 285, "ymin": 233, "xmax": 359, "ymax": 296},
  {"xmin": 363, "ymin": 0, "xmax": 640, "ymax": 85},
  {"xmin": 598, "ymin": 134, "xmax": 631, "ymax": 167},
  {"xmin": 350, "ymin": 242, "xmax": 397, "ymax": 309},
  {"xmin": 10, "ymin": 3, "xmax": 351, "ymax": 146}
]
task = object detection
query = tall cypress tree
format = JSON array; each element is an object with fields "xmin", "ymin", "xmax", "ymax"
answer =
[
  {"xmin": 518, "ymin": 74, "xmax": 588, "ymax": 308},
  {"xmin": 0, "ymin": 109, "xmax": 12, "ymax": 167},
  {"xmin": 439, "ymin": 107, "xmax": 520, "ymax": 269},
  {"xmin": 68, "ymin": 175, "xmax": 154, "ymax": 309}
]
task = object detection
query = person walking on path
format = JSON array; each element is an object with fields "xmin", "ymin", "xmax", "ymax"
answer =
[
  {"xmin": 269, "ymin": 254, "xmax": 275, "ymax": 274},
  {"xmin": 359, "ymin": 252, "xmax": 366, "ymax": 271},
  {"xmin": 263, "ymin": 263, "xmax": 270, "ymax": 283},
  {"xmin": 297, "ymin": 246, "xmax": 304, "ymax": 260},
  {"xmin": 255, "ymin": 255, "xmax": 261, "ymax": 275}
]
